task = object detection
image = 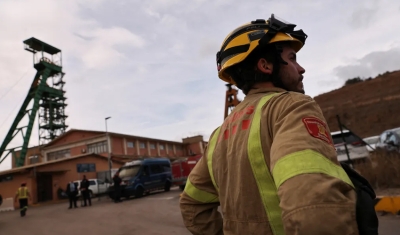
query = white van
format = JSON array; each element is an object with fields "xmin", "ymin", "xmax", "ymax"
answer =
[
  {"xmin": 376, "ymin": 127, "xmax": 400, "ymax": 152},
  {"xmin": 331, "ymin": 130, "xmax": 370, "ymax": 162},
  {"xmin": 74, "ymin": 178, "xmax": 110, "ymax": 198}
]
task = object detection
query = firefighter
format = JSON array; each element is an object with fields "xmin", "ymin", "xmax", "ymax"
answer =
[
  {"xmin": 179, "ymin": 14, "xmax": 372, "ymax": 234},
  {"xmin": 15, "ymin": 182, "xmax": 31, "ymax": 217}
]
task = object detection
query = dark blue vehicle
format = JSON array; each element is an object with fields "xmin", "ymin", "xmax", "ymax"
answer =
[{"xmin": 108, "ymin": 158, "xmax": 172, "ymax": 199}]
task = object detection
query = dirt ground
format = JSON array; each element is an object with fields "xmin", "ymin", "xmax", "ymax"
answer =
[
  {"xmin": 0, "ymin": 187, "xmax": 399, "ymax": 235},
  {"xmin": 376, "ymin": 187, "xmax": 400, "ymax": 196}
]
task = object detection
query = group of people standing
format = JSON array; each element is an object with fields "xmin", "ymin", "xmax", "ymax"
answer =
[
  {"xmin": 66, "ymin": 173, "xmax": 123, "ymax": 207},
  {"xmin": 14, "ymin": 172, "xmax": 122, "ymax": 216},
  {"xmin": 66, "ymin": 175, "xmax": 92, "ymax": 209}
]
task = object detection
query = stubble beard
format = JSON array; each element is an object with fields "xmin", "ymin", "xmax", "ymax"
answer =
[{"xmin": 279, "ymin": 69, "xmax": 305, "ymax": 94}]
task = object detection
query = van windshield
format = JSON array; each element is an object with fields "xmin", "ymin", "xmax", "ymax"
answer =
[{"xmin": 119, "ymin": 165, "xmax": 141, "ymax": 179}]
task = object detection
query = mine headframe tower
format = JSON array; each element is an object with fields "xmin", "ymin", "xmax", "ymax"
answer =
[
  {"xmin": 224, "ymin": 84, "xmax": 241, "ymax": 119},
  {"xmin": 0, "ymin": 37, "xmax": 68, "ymax": 167}
]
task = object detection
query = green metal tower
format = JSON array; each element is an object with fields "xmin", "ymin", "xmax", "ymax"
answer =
[{"xmin": 0, "ymin": 38, "xmax": 68, "ymax": 167}]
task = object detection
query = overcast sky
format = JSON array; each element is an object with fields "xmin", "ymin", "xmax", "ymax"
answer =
[{"xmin": 1, "ymin": 0, "xmax": 399, "ymax": 171}]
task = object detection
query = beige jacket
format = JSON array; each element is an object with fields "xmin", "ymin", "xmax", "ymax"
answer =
[{"xmin": 179, "ymin": 87, "xmax": 359, "ymax": 235}]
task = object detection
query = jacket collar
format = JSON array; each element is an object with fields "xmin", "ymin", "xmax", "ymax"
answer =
[{"xmin": 246, "ymin": 87, "xmax": 287, "ymax": 96}]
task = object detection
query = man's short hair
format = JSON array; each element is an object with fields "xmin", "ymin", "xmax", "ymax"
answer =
[{"xmin": 226, "ymin": 44, "xmax": 278, "ymax": 95}]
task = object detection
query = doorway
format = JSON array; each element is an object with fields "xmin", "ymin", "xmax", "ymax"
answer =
[{"xmin": 36, "ymin": 173, "xmax": 53, "ymax": 202}]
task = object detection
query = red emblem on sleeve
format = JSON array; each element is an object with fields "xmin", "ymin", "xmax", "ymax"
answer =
[{"xmin": 302, "ymin": 117, "xmax": 333, "ymax": 146}]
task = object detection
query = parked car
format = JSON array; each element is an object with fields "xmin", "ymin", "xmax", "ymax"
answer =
[
  {"xmin": 74, "ymin": 178, "xmax": 109, "ymax": 198},
  {"xmin": 331, "ymin": 130, "xmax": 370, "ymax": 162},
  {"xmin": 363, "ymin": 135, "xmax": 380, "ymax": 152},
  {"xmin": 376, "ymin": 127, "xmax": 400, "ymax": 152},
  {"xmin": 107, "ymin": 158, "xmax": 172, "ymax": 199}
]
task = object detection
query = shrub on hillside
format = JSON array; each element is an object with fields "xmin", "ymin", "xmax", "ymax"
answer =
[
  {"xmin": 344, "ymin": 77, "xmax": 363, "ymax": 86},
  {"xmin": 354, "ymin": 149, "xmax": 400, "ymax": 190}
]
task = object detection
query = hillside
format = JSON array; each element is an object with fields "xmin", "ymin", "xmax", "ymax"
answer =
[{"xmin": 314, "ymin": 70, "xmax": 400, "ymax": 138}]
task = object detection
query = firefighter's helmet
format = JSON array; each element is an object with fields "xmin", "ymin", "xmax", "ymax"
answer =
[{"xmin": 216, "ymin": 14, "xmax": 308, "ymax": 85}]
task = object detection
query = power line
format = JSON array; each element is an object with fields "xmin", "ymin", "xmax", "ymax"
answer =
[
  {"xmin": 0, "ymin": 68, "xmax": 30, "ymax": 102},
  {"xmin": 0, "ymin": 89, "xmax": 30, "ymax": 131}
]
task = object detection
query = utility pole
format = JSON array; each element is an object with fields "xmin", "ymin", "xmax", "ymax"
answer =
[
  {"xmin": 336, "ymin": 115, "xmax": 353, "ymax": 168},
  {"xmin": 105, "ymin": 117, "xmax": 112, "ymax": 182}
]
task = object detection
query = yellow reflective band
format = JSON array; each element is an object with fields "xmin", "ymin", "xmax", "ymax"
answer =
[
  {"xmin": 184, "ymin": 178, "xmax": 219, "ymax": 203},
  {"xmin": 18, "ymin": 188, "xmax": 28, "ymax": 199},
  {"xmin": 273, "ymin": 149, "xmax": 355, "ymax": 189},
  {"xmin": 207, "ymin": 127, "xmax": 221, "ymax": 192},
  {"xmin": 248, "ymin": 93, "xmax": 284, "ymax": 235}
]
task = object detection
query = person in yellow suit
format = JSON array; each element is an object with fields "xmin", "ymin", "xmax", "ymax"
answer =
[
  {"xmin": 180, "ymin": 14, "xmax": 364, "ymax": 235},
  {"xmin": 15, "ymin": 182, "xmax": 31, "ymax": 217}
]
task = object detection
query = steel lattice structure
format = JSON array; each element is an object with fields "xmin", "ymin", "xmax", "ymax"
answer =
[
  {"xmin": 0, "ymin": 37, "xmax": 68, "ymax": 167},
  {"xmin": 224, "ymin": 84, "xmax": 241, "ymax": 119}
]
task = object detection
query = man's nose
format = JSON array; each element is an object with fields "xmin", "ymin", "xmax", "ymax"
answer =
[{"xmin": 298, "ymin": 64, "xmax": 305, "ymax": 74}]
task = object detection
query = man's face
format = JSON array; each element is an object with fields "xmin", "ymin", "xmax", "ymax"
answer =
[{"xmin": 279, "ymin": 45, "xmax": 306, "ymax": 94}]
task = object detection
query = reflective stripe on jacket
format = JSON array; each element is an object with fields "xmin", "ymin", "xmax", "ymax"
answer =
[
  {"xmin": 179, "ymin": 87, "xmax": 359, "ymax": 235},
  {"xmin": 17, "ymin": 187, "xmax": 28, "ymax": 199}
]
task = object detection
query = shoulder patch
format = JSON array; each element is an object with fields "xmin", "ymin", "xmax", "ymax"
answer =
[{"xmin": 302, "ymin": 117, "xmax": 333, "ymax": 146}]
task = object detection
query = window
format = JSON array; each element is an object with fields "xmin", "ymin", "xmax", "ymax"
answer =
[
  {"xmin": 162, "ymin": 163, "xmax": 171, "ymax": 172},
  {"xmin": 150, "ymin": 143, "xmax": 156, "ymax": 149},
  {"xmin": 127, "ymin": 141, "xmax": 134, "ymax": 148},
  {"xmin": 150, "ymin": 164, "xmax": 163, "ymax": 174},
  {"xmin": 76, "ymin": 163, "xmax": 96, "ymax": 173},
  {"xmin": 168, "ymin": 144, "xmax": 173, "ymax": 150},
  {"xmin": 332, "ymin": 132, "xmax": 362, "ymax": 145},
  {"xmin": 143, "ymin": 165, "xmax": 149, "ymax": 176},
  {"xmin": 159, "ymin": 144, "xmax": 164, "ymax": 150},
  {"xmin": 386, "ymin": 132, "xmax": 397, "ymax": 143},
  {"xmin": 0, "ymin": 175, "xmax": 13, "ymax": 182},
  {"xmin": 140, "ymin": 142, "xmax": 146, "ymax": 149},
  {"xmin": 176, "ymin": 145, "xmax": 183, "ymax": 150},
  {"xmin": 48, "ymin": 149, "xmax": 70, "ymax": 161},
  {"xmin": 119, "ymin": 165, "xmax": 141, "ymax": 178},
  {"xmin": 87, "ymin": 141, "xmax": 108, "ymax": 154},
  {"xmin": 29, "ymin": 155, "xmax": 40, "ymax": 164}
]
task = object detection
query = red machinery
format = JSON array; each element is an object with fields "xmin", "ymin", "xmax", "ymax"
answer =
[{"xmin": 172, "ymin": 155, "xmax": 202, "ymax": 190}]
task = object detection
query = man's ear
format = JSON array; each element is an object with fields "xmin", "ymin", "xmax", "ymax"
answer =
[{"xmin": 256, "ymin": 58, "xmax": 273, "ymax": 75}]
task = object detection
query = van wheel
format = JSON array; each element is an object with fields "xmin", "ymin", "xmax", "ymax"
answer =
[
  {"xmin": 164, "ymin": 181, "xmax": 171, "ymax": 192},
  {"xmin": 135, "ymin": 187, "xmax": 144, "ymax": 198},
  {"xmin": 89, "ymin": 190, "xmax": 94, "ymax": 198},
  {"xmin": 179, "ymin": 184, "xmax": 185, "ymax": 191}
]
